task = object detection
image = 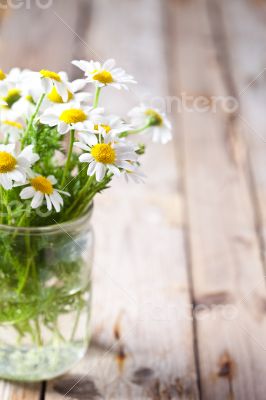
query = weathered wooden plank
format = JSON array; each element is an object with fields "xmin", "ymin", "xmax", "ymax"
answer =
[
  {"xmin": 46, "ymin": 0, "xmax": 199, "ymax": 399},
  {"xmin": 169, "ymin": 0, "xmax": 266, "ymax": 398}
]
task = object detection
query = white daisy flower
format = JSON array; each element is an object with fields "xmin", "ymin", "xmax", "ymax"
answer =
[
  {"xmin": 0, "ymin": 69, "xmax": 33, "ymax": 104},
  {"xmin": 0, "ymin": 144, "xmax": 39, "ymax": 190},
  {"xmin": 44, "ymin": 77, "xmax": 91, "ymax": 106},
  {"xmin": 39, "ymin": 103, "xmax": 103, "ymax": 135},
  {"xmin": 74, "ymin": 131, "xmax": 138, "ymax": 182},
  {"xmin": 77, "ymin": 115, "xmax": 130, "ymax": 138},
  {"xmin": 1, "ymin": 70, "xmax": 42, "ymax": 118},
  {"xmin": 92, "ymin": 115, "xmax": 130, "ymax": 137},
  {"xmin": 18, "ymin": 69, "xmax": 44, "ymax": 100},
  {"xmin": 1, "ymin": 88, "xmax": 22, "ymax": 109},
  {"xmin": 0, "ymin": 68, "xmax": 30, "ymax": 98},
  {"xmin": 10, "ymin": 70, "xmax": 43, "ymax": 117},
  {"xmin": 0, "ymin": 113, "xmax": 25, "ymax": 142},
  {"xmin": 72, "ymin": 59, "xmax": 136, "ymax": 90},
  {"xmin": 19, "ymin": 175, "xmax": 70, "ymax": 212},
  {"xmin": 128, "ymin": 105, "xmax": 172, "ymax": 144},
  {"xmin": 39, "ymin": 69, "xmax": 70, "ymax": 102}
]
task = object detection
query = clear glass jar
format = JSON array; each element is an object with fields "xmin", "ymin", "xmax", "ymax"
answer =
[{"xmin": 0, "ymin": 205, "xmax": 94, "ymax": 382}]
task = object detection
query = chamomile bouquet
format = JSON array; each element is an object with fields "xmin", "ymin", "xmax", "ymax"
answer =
[
  {"xmin": 0, "ymin": 59, "xmax": 172, "ymax": 382},
  {"xmin": 0, "ymin": 59, "xmax": 172, "ymax": 227}
]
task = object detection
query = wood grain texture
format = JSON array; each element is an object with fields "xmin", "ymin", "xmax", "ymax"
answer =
[
  {"xmin": 217, "ymin": 0, "xmax": 266, "ymax": 259},
  {"xmin": 0, "ymin": 381, "xmax": 40, "ymax": 400},
  {"xmin": 46, "ymin": 0, "xmax": 199, "ymax": 399},
  {"xmin": 0, "ymin": 0, "xmax": 89, "ymax": 74},
  {"xmin": 169, "ymin": 0, "xmax": 266, "ymax": 398}
]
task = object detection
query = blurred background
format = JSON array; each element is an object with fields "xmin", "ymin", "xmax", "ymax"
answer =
[{"xmin": 1, "ymin": 0, "xmax": 266, "ymax": 399}]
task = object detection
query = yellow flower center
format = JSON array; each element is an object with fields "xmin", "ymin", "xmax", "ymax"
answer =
[
  {"xmin": 0, "ymin": 151, "xmax": 17, "ymax": 173},
  {"xmin": 145, "ymin": 109, "xmax": 163, "ymax": 126},
  {"xmin": 40, "ymin": 69, "xmax": 61, "ymax": 82},
  {"xmin": 0, "ymin": 70, "xmax": 6, "ymax": 81},
  {"xmin": 3, "ymin": 89, "xmax": 21, "ymax": 108},
  {"xmin": 31, "ymin": 176, "xmax": 53, "ymax": 194},
  {"xmin": 59, "ymin": 108, "xmax": 87, "ymax": 124},
  {"xmin": 93, "ymin": 70, "xmax": 114, "ymax": 85},
  {"xmin": 26, "ymin": 95, "xmax": 35, "ymax": 104},
  {"xmin": 94, "ymin": 124, "xmax": 111, "ymax": 133},
  {"xmin": 3, "ymin": 120, "xmax": 23, "ymax": 129},
  {"xmin": 48, "ymin": 87, "xmax": 73, "ymax": 103},
  {"xmin": 91, "ymin": 143, "xmax": 115, "ymax": 164}
]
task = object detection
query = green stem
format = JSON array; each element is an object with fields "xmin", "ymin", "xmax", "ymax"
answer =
[
  {"xmin": 65, "ymin": 175, "xmax": 94, "ymax": 217},
  {"xmin": 61, "ymin": 129, "xmax": 75, "ymax": 187},
  {"xmin": 119, "ymin": 122, "xmax": 151, "ymax": 138},
  {"xmin": 70, "ymin": 308, "xmax": 81, "ymax": 340},
  {"xmin": 68, "ymin": 175, "xmax": 112, "ymax": 220},
  {"xmin": 122, "ymin": 122, "xmax": 152, "ymax": 138},
  {"xmin": 34, "ymin": 319, "xmax": 43, "ymax": 347},
  {"xmin": 93, "ymin": 87, "xmax": 101, "ymax": 108},
  {"xmin": 16, "ymin": 257, "xmax": 32, "ymax": 294},
  {"xmin": 3, "ymin": 191, "xmax": 12, "ymax": 225},
  {"xmin": 16, "ymin": 234, "xmax": 31, "ymax": 294},
  {"xmin": 54, "ymin": 325, "xmax": 65, "ymax": 342},
  {"xmin": 8, "ymin": 213, "xmax": 28, "ymax": 252},
  {"xmin": 0, "ymin": 187, "xmax": 3, "ymax": 224},
  {"xmin": 22, "ymin": 93, "xmax": 45, "ymax": 147}
]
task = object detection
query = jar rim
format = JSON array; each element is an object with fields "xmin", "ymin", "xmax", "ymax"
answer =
[{"xmin": 0, "ymin": 202, "xmax": 93, "ymax": 234}]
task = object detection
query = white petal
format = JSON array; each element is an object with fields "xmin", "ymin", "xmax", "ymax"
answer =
[
  {"xmin": 74, "ymin": 142, "xmax": 91, "ymax": 151},
  {"xmin": 40, "ymin": 114, "xmax": 58, "ymax": 126},
  {"xmin": 52, "ymin": 190, "xmax": 64, "ymax": 205},
  {"xmin": 19, "ymin": 145, "xmax": 39, "ymax": 164},
  {"xmin": 75, "ymin": 92, "xmax": 92, "ymax": 103},
  {"xmin": 47, "ymin": 175, "xmax": 57, "ymax": 184},
  {"xmin": 0, "ymin": 144, "xmax": 15, "ymax": 154},
  {"xmin": 20, "ymin": 186, "xmax": 35, "ymax": 199},
  {"xmin": 116, "ymin": 160, "xmax": 135, "ymax": 170},
  {"xmin": 72, "ymin": 60, "xmax": 90, "ymax": 72},
  {"xmin": 79, "ymin": 153, "xmax": 93, "ymax": 163},
  {"xmin": 107, "ymin": 164, "xmax": 121, "ymax": 176},
  {"xmin": 42, "ymin": 79, "xmax": 52, "ymax": 93},
  {"xmin": 71, "ymin": 79, "xmax": 87, "ymax": 92},
  {"xmin": 45, "ymin": 194, "xmax": 52, "ymax": 211},
  {"xmin": 0, "ymin": 174, "xmax": 13, "ymax": 190},
  {"xmin": 57, "ymin": 189, "xmax": 70, "ymax": 197},
  {"xmin": 31, "ymin": 191, "xmax": 44, "ymax": 209},
  {"xmin": 49, "ymin": 192, "xmax": 61, "ymax": 212},
  {"xmin": 78, "ymin": 132, "xmax": 97, "ymax": 146},
  {"xmin": 95, "ymin": 163, "xmax": 106, "ymax": 182},
  {"xmin": 87, "ymin": 161, "xmax": 97, "ymax": 176},
  {"xmin": 16, "ymin": 158, "xmax": 30, "ymax": 168},
  {"xmin": 58, "ymin": 121, "xmax": 69, "ymax": 135},
  {"xmin": 55, "ymin": 82, "xmax": 68, "ymax": 102},
  {"xmin": 9, "ymin": 169, "xmax": 25, "ymax": 182},
  {"xmin": 103, "ymin": 58, "xmax": 116, "ymax": 70},
  {"xmin": 59, "ymin": 71, "xmax": 68, "ymax": 82}
]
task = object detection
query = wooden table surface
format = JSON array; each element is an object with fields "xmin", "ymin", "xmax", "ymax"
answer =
[{"xmin": 1, "ymin": 0, "xmax": 266, "ymax": 399}]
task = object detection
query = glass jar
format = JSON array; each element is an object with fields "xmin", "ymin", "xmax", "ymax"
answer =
[{"xmin": 0, "ymin": 205, "xmax": 94, "ymax": 382}]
